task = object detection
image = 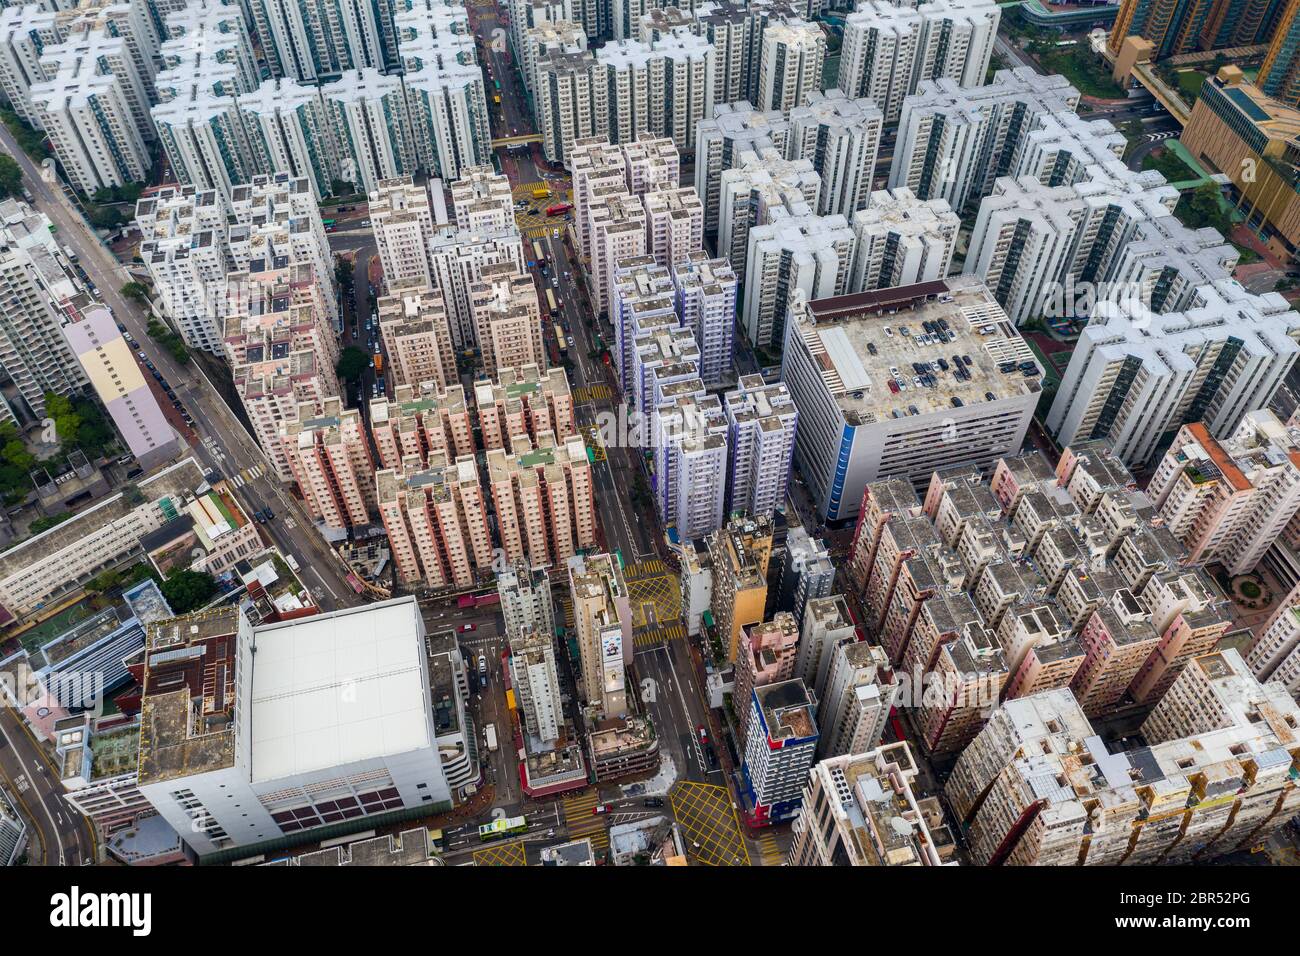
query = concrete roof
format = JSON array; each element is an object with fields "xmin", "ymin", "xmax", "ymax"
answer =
[{"xmin": 248, "ymin": 598, "xmax": 430, "ymax": 783}]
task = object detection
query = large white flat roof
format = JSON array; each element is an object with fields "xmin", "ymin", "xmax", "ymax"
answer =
[{"xmin": 248, "ymin": 599, "xmax": 430, "ymax": 783}]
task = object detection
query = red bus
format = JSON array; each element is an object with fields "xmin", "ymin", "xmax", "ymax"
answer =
[{"xmin": 545, "ymin": 203, "xmax": 572, "ymax": 216}]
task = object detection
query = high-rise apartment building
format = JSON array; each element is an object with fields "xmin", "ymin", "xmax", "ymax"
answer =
[
  {"xmin": 653, "ymin": 380, "xmax": 729, "ymax": 540},
  {"xmin": 569, "ymin": 552, "xmax": 633, "ymax": 718},
  {"xmin": 428, "ymin": 225, "xmax": 527, "ymax": 348},
  {"xmin": 572, "ymin": 137, "xmax": 629, "ymax": 260},
  {"xmin": 371, "ymin": 176, "xmax": 438, "ymax": 288},
  {"xmin": 376, "ymin": 451, "xmax": 494, "ymax": 589},
  {"xmin": 788, "ymin": 89, "xmax": 883, "ymax": 218},
  {"xmin": 281, "ymin": 397, "xmax": 377, "ymax": 535},
  {"xmin": 590, "ymin": 192, "xmax": 648, "ymax": 312},
  {"xmin": 817, "ymin": 640, "xmax": 897, "ymax": 758},
  {"xmin": 369, "ymin": 382, "xmax": 476, "ymax": 471},
  {"xmin": 733, "ymin": 612, "xmax": 800, "ymax": 747},
  {"xmin": 672, "ymin": 250, "xmax": 737, "ymax": 386},
  {"xmin": 949, "ymin": 671, "xmax": 1300, "ymax": 865},
  {"xmin": 706, "ymin": 512, "xmax": 774, "ymax": 661},
  {"xmin": 499, "ymin": 559, "xmax": 557, "ymax": 642},
  {"xmin": 0, "ymin": 199, "xmax": 89, "ymax": 425},
  {"xmin": 723, "ymin": 374, "xmax": 798, "ymax": 519},
  {"xmin": 522, "ymin": 19, "xmax": 588, "ymax": 97},
  {"xmin": 0, "ymin": 4, "xmax": 61, "ymax": 128},
  {"xmin": 470, "ymin": 264, "xmax": 548, "ymax": 379},
  {"xmin": 1047, "ymin": 281, "xmax": 1300, "ymax": 467},
  {"xmin": 509, "ymin": 630, "xmax": 565, "ymax": 743},
  {"xmin": 742, "ymin": 212, "xmax": 856, "ymax": 349},
  {"xmin": 849, "ymin": 187, "xmax": 958, "ymax": 292},
  {"xmin": 1069, "ymin": 588, "xmax": 1162, "ymax": 716},
  {"xmin": 1148, "ymin": 412, "xmax": 1300, "ymax": 575},
  {"xmin": 29, "ymin": 33, "xmax": 150, "ymax": 193},
  {"xmin": 475, "ymin": 364, "xmax": 577, "ymax": 453},
  {"xmin": 450, "ymin": 165, "xmax": 515, "ymax": 233},
  {"xmin": 403, "ymin": 61, "xmax": 493, "ymax": 181},
  {"xmin": 754, "ymin": 19, "xmax": 825, "ymax": 117},
  {"xmin": 377, "ymin": 281, "xmax": 458, "ymax": 392},
  {"xmin": 889, "ymin": 68, "xmax": 1079, "ymax": 214},
  {"xmin": 741, "ymin": 678, "xmax": 818, "ymax": 825},
  {"xmin": 1259, "ymin": 0, "xmax": 1300, "ymax": 107},
  {"xmin": 536, "ymin": 49, "xmax": 602, "ymax": 166},
  {"xmin": 227, "ymin": 173, "xmax": 340, "ymax": 325},
  {"xmin": 788, "ymin": 742, "xmax": 947, "ymax": 865},
  {"xmin": 838, "ymin": 0, "xmax": 1000, "ymax": 124},
  {"xmin": 795, "ymin": 594, "xmax": 857, "ymax": 698},
  {"xmin": 1247, "ymin": 577, "xmax": 1300, "ymax": 693},
  {"xmin": 716, "ymin": 145, "xmax": 821, "ymax": 287},
  {"xmin": 320, "ymin": 68, "xmax": 418, "ymax": 195},
  {"xmin": 237, "ymin": 77, "xmax": 341, "ymax": 202},
  {"xmin": 611, "ymin": 256, "xmax": 678, "ymax": 394},
  {"xmin": 595, "ymin": 34, "xmax": 715, "ymax": 153},
  {"xmin": 488, "ymin": 432, "xmax": 596, "ymax": 569},
  {"xmin": 778, "ymin": 526, "xmax": 836, "ymax": 628},
  {"xmin": 694, "ymin": 100, "xmax": 790, "ymax": 234},
  {"xmin": 643, "ymin": 187, "xmax": 705, "ymax": 269},
  {"xmin": 223, "ymin": 255, "xmax": 341, "ymax": 481}
]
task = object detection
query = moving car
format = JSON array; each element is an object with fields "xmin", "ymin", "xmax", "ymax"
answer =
[
  {"xmin": 643, "ymin": 797, "xmax": 665, "ymax": 808},
  {"xmin": 697, "ymin": 725, "xmax": 709, "ymax": 745},
  {"xmin": 592, "ymin": 804, "xmax": 612, "ymax": 815}
]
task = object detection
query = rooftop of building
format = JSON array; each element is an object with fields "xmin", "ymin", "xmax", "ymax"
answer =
[
  {"xmin": 426, "ymin": 627, "xmax": 463, "ymax": 739},
  {"xmin": 540, "ymin": 838, "xmax": 595, "ymax": 865},
  {"xmin": 136, "ymin": 607, "xmax": 243, "ymax": 785},
  {"xmin": 269, "ymin": 827, "xmax": 437, "ymax": 866},
  {"xmin": 588, "ymin": 715, "xmax": 657, "ymax": 756},
  {"xmin": 1081, "ymin": 278, "xmax": 1300, "ymax": 371},
  {"xmin": 376, "ymin": 452, "xmax": 478, "ymax": 504},
  {"xmin": 708, "ymin": 513, "xmax": 773, "ymax": 583},
  {"xmin": 905, "ymin": 66, "xmax": 1078, "ymax": 117},
  {"xmin": 754, "ymin": 679, "xmax": 817, "ymax": 744},
  {"xmin": 0, "ymin": 457, "xmax": 205, "ymax": 579},
  {"xmin": 1170, "ymin": 413, "xmax": 1300, "ymax": 491},
  {"xmin": 823, "ymin": 742, "xmax": 939, "ymax": 866},
  {"xmin": 246, "ymin": 598, "xmax": 432, "ymax": 784},
  {"xmin": 791, "ymin": 276, "xmax": 1041, "ymax": 425}
]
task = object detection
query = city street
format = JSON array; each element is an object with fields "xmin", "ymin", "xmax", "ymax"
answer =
[
  {"xmin": 0, "ymin": 123, "xmax": 360, "ymax": 613},
  {"xmin": 0, "ymin": 696, "xmax": 93, "ymax": 865}
]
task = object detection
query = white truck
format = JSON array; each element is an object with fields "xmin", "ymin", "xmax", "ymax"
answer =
[
  {"xmin": 485, "ymin": 723, "xmax": 498, "ymax": 753},
  {"xmin": 284, "ymin": 554, "xmax": 300, "ymax": 572}
]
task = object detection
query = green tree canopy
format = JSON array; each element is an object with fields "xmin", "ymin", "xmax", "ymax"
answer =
[
  {"xmin": 121, "ymin": 281, "xmax": 150, "ymax": 304},
  {"xmin": 0, "ymin": 155, "xmax": 22, "ymax": 200},
  {"xmin": 337, "ymin": 346, "xmax": 370, "ymax": 383},
  {"xmin": 161, "ymin": 569, "xmax": 217, "ymax": 613}
]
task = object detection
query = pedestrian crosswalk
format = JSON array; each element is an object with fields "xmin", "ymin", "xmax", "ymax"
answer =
[
  {"xmin": 229, "ymin": 464, "xmax": 264, "ymax": 489},
  {"xmin": 756, "ymin": 831, "xmax": 784, "ymax": 867},
  {"xmin": 561, "ymin": 791, "xmax": 609, "ymax": 850},
  {"xmin": 626, "ymin": 558, "xmax": 666, "ymax": 577},
  {"xmin": 555, "ymin": 594, "xmax": 574, "ymax": 631},
  {"xmin": 572, "ymin": 383, "xmax": 612, "ymax": 404},
  {"xmin": 634, "ymin": 621, "xmax": 686, "ymax": 649}
]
